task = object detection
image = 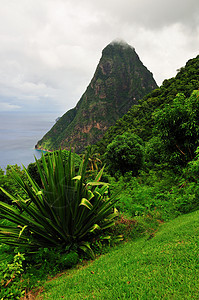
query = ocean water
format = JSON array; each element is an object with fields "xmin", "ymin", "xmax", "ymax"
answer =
[{"xmin": 0, "ymin": 111, "xmax": 59, "ymax": 171}]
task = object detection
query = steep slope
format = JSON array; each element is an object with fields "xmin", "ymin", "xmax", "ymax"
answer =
[
  {"xmin": 97, "ymin": 54, "xmax": 199, "ymax": 153},
  {"xmin": 36, "ymin": 41, "xmax": 157, "ymax": 152}
]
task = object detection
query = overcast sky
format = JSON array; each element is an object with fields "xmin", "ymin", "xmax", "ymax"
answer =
[{"xmin": 0, "ymin": 0, "xmax": 199, "ymax": 113}]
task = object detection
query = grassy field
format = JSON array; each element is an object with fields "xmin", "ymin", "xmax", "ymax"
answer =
[{"xmin": 37, "ymin": 210, "xmax": 199, "ymax": 300}]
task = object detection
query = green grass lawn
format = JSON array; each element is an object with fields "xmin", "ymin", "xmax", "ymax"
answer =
[{"xmin": 38, "ymin": 210, "xmax": 199, "ymax": 300}]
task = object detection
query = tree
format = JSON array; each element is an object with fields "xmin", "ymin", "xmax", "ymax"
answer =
[
  {"xmin": 145, "ymin": 135, "xmax": 167, "ymax": 167},
  {"xmin": 0, "ymin": 165, "xmax": 27, "ymax": 203},
  {"xmin": 153, "ymin": 91, "xmax": 199, "ymax": 165},
  {"xmin": 104, "ymin": 132, "xmax": 144, "ymax": 176}
]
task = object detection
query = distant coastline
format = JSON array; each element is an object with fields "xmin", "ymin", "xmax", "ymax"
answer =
[
  {"xmin": 35, "ymin": 146, "xmax": 51, "ymax": 153},
  {"xmin": 0, "ymin": 111, "xmax": 59, "ymax": 170}
]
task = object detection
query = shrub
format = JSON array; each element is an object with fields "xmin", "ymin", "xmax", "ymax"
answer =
[
  {"xmin": 104, "ymin": 132, "xmax": 144, "ymax": 176},
  {"xmin": 0, "ymin": 150, "xmax": 118, "ymax": 258},
  {"xmin": 0, "ymin": 252, "xmax": 25, "ymax": 299}
]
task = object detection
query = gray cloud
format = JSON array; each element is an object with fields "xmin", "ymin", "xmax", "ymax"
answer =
[
  {"xmin": 86, "ymin": 0, "xmax": 199, "ymax": 29},
  {"xmin": 0, "ymin": 0, "xmax": 198, "ymax": 113}
]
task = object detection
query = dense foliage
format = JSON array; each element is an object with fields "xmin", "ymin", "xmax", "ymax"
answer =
[
  {"xmin": 104, "ymin": 132, "xmax": 144, "ymax": 176},
  {"xmin": 153, "ymin": 91, "xmax": 199, "ymax": 165},
  {"xmin": 0, "ymin": 165, "xmax": 27, "ymax": 204}
]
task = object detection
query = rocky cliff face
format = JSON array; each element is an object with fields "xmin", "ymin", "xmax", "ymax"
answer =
[{"xmin": 36, "ymin": 41, "xmax": 158, "ymax": 152}]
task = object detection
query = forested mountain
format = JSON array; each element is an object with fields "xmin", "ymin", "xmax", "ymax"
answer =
[
  {"xmin": 1, "ymin": 46, "xmax": 199, "ymax": 300},
  {"xmin": 35, "ymin": 41, "xmax": 157, "ymax": 152},
  {"xmin": 96, "ymin": 54, "xmax": 199, "ymax": 158}
]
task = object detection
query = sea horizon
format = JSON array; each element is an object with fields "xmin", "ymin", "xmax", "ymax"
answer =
[{"xmin": 0, "ymin": 111, "xmax": 60, "ymax": 171}]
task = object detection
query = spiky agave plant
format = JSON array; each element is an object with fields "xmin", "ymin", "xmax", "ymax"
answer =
[{"xmin": 0, "ymin": 150, "xmax": 118, "ymax": 256}]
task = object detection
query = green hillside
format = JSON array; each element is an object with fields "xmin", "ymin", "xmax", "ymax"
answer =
[
  {"xmin": 97, "ymin": 54, "xmax": 199, "ymax": 154},
  {"xmin": 38, "ymin": 210, "xmax": 199, "ymax": 299}
]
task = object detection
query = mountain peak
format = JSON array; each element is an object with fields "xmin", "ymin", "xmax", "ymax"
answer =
[
  {"xmin": 36, "ymin": 42, "xmax": 158, "ymax": 152},
  {"xmin": 110, "ymin": 39, "xmax": 134, "ymax": 48},
  {"xmin": 102, "ymin": 39, "xmax": 135, "ymax": 56}
]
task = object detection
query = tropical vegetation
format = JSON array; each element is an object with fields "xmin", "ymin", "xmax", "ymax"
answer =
[
  {"xmin": 0, "ymin": 51, "xmax": 199, "ymax": 299},
  {"xmin": 0, "ymin": 150, "xmax": 119, "ymax": 253}
]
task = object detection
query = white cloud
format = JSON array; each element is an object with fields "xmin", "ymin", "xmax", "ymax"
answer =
[
  {"xmin": 0, "ymin": 0, "xmax": 198, "ymax": 112},
  {"xmin": 0, "ymin": 101, "xmax": 21, "ymax": 111}
]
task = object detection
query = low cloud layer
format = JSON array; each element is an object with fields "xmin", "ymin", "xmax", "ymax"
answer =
[{"xmin": 0, "ymin": 0, "xmax": 198, "ymax": 113}]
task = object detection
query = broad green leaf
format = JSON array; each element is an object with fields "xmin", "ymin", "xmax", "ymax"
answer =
[
  {"xmin": 18, "ymin": 225, "xmax": 28, "ymax": 238},
  {"xmin": 89, "ymin": 224, "xmax": 101, "ymax": 232},
  {"xmin": 79, "ymin": 198, "xmax": 93, "ymax": 210},
  {"xmin": 72, "ymin": 175, "xmax": 81, "ymax": 181}
]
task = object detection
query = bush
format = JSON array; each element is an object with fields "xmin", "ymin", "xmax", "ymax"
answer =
[
  {"xmin": 108, "ymin": 168, "xmax": 199, "ymax": 221},
  {"xmin": 104, "ymin": 132, "xmax": 144, "ymax": 176},
  {"xmin": 145, "ymin": 135, "xmax": 167, "ymax": 166},
  {"xmin": 0, "ymin": 150, "xmax": 119, "ymax": 258},
  {"xmin": 0, "ymin": 252, "xmax": 25, "ymax": 300}
]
